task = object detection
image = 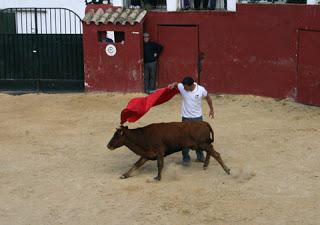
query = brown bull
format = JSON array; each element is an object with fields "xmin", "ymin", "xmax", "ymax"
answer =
[{"xmin": 107, "ymin": 121, "xmax": 230, "ymax": 180}]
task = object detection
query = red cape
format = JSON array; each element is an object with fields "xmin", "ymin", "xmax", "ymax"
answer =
[{"xmin": 120, "ymin": 87, "xmax": 179, "ymax": 124}]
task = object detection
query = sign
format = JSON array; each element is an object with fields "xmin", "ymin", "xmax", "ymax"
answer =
[{"xmin": 105, "ymin": 44, "xmax": 117, "ymax": 56}]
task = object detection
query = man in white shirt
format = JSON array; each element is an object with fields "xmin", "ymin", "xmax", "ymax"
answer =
[{"xmin": 168, "ymin": 76, "xmax": 214, "ymax": 165}]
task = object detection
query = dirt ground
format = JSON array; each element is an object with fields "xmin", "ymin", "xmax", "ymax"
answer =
[{"xmin": 0, "ymin": 92, "xmax": 320, "ymax": 225}]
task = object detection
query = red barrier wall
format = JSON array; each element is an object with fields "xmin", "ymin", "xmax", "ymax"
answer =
[
  {"xmin": 84, "ymin": 4, "xmax": 320, "ymax": 105},
  {"xmin": 144, "ymin": 5, "xmax": 320, "ymax": 100},
  {"xmin": 296, "ymin": 30, "xmax": 320, "ymax": 106},
  {"xmin": 83, "ymin": 4, "xmax": 144, "ymax": 92}
]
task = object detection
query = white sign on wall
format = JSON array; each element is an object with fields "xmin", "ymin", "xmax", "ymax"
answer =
[{"xmin": 106, "ymin": 44, "xmax": 117, "ymax": 56}]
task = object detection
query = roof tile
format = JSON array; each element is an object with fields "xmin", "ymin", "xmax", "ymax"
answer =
[{"xmin": 83, "ymin": 7, "xmax": 147, "ymax": 25}]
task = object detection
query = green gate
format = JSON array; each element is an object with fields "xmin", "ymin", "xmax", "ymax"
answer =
[{"xmin": 0, "ymin": 8, "xmax": 84, "ymax": 91}]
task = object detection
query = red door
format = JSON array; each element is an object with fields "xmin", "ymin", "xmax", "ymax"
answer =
[
  {"xmin": 297, "ymin": 30, "xmax": 320, "ymax": 106},
  {"xmin": 157, "ymin": 25, "xmax": 199, "ymax": 88}
]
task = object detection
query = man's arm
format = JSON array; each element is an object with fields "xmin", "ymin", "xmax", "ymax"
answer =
[
  {"xmin": 206, "ymin": 95, "xmax": 214, "ymax": 119},
  {"xmin": 153, "ymin": 43, "xmax": 163, "ymax": 58},
  {"xmin": 155, "ymin": 43, "xmax": 163, "ymax": 54},
  {"xmin": 168, "ymin": 82, "xmax": 179, "ymax": 89}
]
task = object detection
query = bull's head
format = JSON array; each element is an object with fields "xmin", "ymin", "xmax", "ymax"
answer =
[{"xmin": 107, "ymin": 126, "xmax": 128, "ymax": 150}]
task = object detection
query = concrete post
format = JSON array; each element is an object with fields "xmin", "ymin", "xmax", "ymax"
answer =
[
  {"xmin": 113, "ymin": 0, "xmax": 124, "ymax": 7},
  {"xmin": 227, "ymin": 0, "xmax": 236, "ymax": 11},
  {"xmin": 307, "ymin": 0, "xmax": 317, "ymax": 4},
  {"xmin": 167, "ymin": 0, "xmax": 179, "ymax": 11}
]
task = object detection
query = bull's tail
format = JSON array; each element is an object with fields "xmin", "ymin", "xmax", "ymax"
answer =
[{"xmin": 207, "ymin": 123, "xmax": 214, "ymax": 143}]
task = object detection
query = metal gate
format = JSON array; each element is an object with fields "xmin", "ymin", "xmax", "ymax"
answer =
[{"xmin": 0, "ymin": 8, "xmax": 84, "ymax": 91}]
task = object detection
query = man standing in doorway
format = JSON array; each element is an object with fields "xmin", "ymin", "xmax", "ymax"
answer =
[
  {"xmin": 169, "ymin": 76, "xmax": 214, "ymax": 165},
  {"xmin": 143, "ymin": 32, "xmax": 163, "ymax": 94}
]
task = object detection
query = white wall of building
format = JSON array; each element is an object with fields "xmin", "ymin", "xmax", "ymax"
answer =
[
  {"xmin": 0, "ymin": 0, "xmax": 87, "ymax": 34},
  {"xmin": 0, "ymin": 0, "xmax": 86, "ymax": 18},
  {"xmin": 307, "ymin": 0, "xmax": 317, "ymax": 4}
]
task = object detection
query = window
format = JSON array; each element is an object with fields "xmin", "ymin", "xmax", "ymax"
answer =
[{"xmin": 98, "ymin": 31, "xmax": 125, "ymax": 43}]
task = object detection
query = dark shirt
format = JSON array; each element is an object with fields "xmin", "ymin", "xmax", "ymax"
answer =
[
  {"xmin": 106, "ymin": 38, "xmax": 114, "ymax": 43},
  {"xmin": 144, "ymin": 41, "xmax": 163, "ymax": 63}
]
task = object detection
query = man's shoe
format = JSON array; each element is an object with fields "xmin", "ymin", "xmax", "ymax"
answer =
[
  {"xmin": 195, "ymin": 157, "xmax": 205, "ymax": 163},
  {"xmin": 182, "ymin": 155, "xmax": 191, "ymax": 166},
  {"xmin": 182, "ymin": 160, "xmax": 191, "ymax": 166},
  {"xmin": 196, "ymin": 151, "xmax": 205, "ymax": 162}
]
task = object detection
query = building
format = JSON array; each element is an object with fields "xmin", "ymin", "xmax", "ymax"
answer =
[
  {"xmin": 83, "ymin": 3, "xmax": 320, "ymax": 106},
  {"xmin": 0, "ymin": 0, "xmax": 319, "ymax": 105}
]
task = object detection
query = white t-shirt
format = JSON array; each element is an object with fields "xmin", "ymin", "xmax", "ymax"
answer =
[{"xmin": 178, "ymin": 83, "xmax": 208, "ymax": 118}]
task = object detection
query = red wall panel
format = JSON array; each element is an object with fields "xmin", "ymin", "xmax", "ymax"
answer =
[
  {"xmin": 83, "ymin": 5, "xmax": 144, "ymax": 92},
  {"xmin": 157, "ymin": 25, "xmax": 199, "ymax": 87},
  {"xmin": 84, "ymin": 4, "xmax": 320, "ymax": 105},
  {"xmin": 297, "ymin": 30, "xmax": 320, "ymax": 106},
  {"xmin": 144, "ymin": 5, "xmax": 320, "ymax": 99}
]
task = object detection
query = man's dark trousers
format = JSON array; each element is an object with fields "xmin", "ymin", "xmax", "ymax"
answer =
[
  {"xmin": 181, "ymin": 116, "xmax": 205, "ymax": 162},
  {"xmin": 144, "ymin": 61, "xmax": 157, "ymax": 93}
]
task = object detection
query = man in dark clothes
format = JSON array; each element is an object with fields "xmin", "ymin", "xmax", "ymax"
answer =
[
  {"xmin": 143, "ymin": 32, "xmax": 163, "ymax": 94},
  {"xmin": 194, "ymin": 0, "xmax": 209, "ymax": 9},
  {"xmin": 130, "ymin": 0, "xmax": 141, "ymax": 8},
  {"xmin": 208, "ymin": 0, "xmax": 217, "ymax": 9}
]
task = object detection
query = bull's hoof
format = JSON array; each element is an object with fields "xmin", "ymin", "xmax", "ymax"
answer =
[
  {"xmin": 203, "ymin": 166, "xmax": 208, "ymax": 170},
  {"xmin": 120, "ymin": 174, "xmax": 129, "ymax": 179},
  {"xmin": 154, "ymin": 176, "xmax": 161, "ymax": 181},
  {"xmin": 225, "ymin": 168, "xmax": 231, "ymax": 175}
]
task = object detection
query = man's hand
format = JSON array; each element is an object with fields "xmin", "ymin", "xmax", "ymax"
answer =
[
  {"xmin": 168, "ymin": 84, "xmax": 175, "ymax": 89},
  {"xmin": 154, "ymin": 53, "xmax": 157, "ymax": 58},
  {"xmin": 209, "ymin": 109, "xmax": 215, "ymax": 119},
  {"xmin": 205, "ymin": 95, "xmax": 214, "ymax": 119},
  {"xmin": 168, "ymin": 82, "xmax": 178, "ymax": 89}
]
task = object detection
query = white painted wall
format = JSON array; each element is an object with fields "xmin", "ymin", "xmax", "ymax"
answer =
[
  {"xmin": 0, "ymin": 0, "xmax": 87, "ymax": 34},
  {"xmin": 12, "ymin": 9, "xmax": 83, "ymax": 34},
  {"xmin": 307, "ymin": 0, "xmax": 317, "ymax": 4},
  {"xmin": 227, "ymin": 0, "xmax": 236, "ymax": 11},
  {"xmin": 113, "ymin": 0, "xmax": 124, "ymax": 7},
  {"xmin": 0, "ymin": 0, "xmax": 86, "ymax": 18}
]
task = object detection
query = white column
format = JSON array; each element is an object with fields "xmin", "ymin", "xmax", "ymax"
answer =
[
  {"xmin": 227, "ymin": 0, "xmax": 236, "ymax": 11},
  {"xmin": 167, "ymin": 0, "xmax": 179, "ymax": 11},
  {"xmin": 307, "ymin": 0, "xmax": 317, "ymax": 4},
  {"xmin": 227, "ymin": 0, "xmax": 237, "ymax": 12},
  {"xmin": 113, "ymin": 0, "xmax": 124, "ymax": 7}
]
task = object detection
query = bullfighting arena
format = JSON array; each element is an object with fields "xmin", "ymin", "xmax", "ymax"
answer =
[{"xmin": 1, "ymin": 92, "xmax": 320, "ymax": 225}]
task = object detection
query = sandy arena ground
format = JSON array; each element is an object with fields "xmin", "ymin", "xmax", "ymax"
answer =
[{"xmin": 0, "ymin": 92, "xmax": 320, "ymax": 225}]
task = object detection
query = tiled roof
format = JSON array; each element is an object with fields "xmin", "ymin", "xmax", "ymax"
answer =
[{"xmin": 83, "ymin": 8, "xmax": 147, "ymax": 25}]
